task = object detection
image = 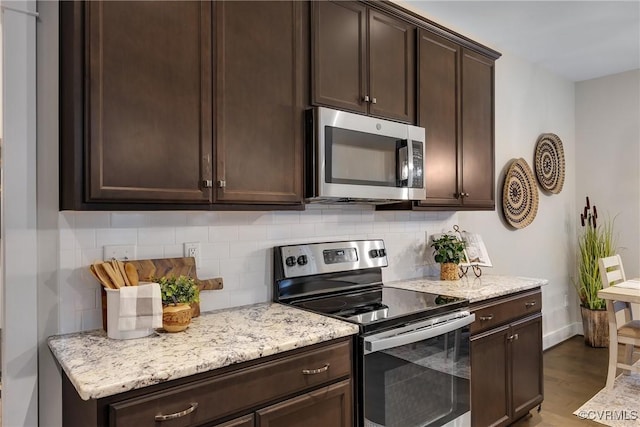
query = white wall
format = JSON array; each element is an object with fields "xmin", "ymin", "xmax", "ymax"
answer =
[
  {"xmin": 2, "ymin": 1, "xmax": 39, "ymax": 426},
  {"xmin": 458, "ymin": 53, "xmax": 580, "ymax": 349},
  {"xmin": 576, "ymin": 70, "xmax": 640, "ymax": 278}
]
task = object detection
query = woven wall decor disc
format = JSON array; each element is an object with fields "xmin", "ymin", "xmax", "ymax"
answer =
[
  {"xmin": 503, "ymin": 158, "xmax": 539, "ymax": 229},
  {"xmin": 534, "ymin": 133, "xmax": 565, "ymax": 194}
]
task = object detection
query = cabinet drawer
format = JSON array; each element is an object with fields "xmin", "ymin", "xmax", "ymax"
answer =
[
  {"xmin": 470, "ymin": 289, "xmax": 541, "ymax": 335},
  {"xmin": 109, "ymin": 339, "xmax": 352, "ymax": 427}
]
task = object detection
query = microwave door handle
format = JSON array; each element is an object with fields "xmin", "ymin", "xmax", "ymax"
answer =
[
  {"xmin": 406, "ymin": 140, "xmax": 414, "ymax": 188},
  {"xmin": 364, "ymin": 314, "xmax": 475, "ymax": 354},
  {"xmin": 396, "ymin": 140, "xmax": 408, "ymax": 187}
]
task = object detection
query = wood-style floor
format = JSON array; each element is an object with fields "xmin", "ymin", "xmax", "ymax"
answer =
[{"xmin": 513, "ymin": 336, "xmax": 636, "ymax": 426}]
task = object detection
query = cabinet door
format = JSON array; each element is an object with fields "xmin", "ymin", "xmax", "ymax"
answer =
[
  {"xmin": 312, "ymin": 1, "xmax": 367, "ymax": 114},
  {"xmin": 368, "ymin": 10, "xmax": 416, "ymax": 123},
  {"xmin": 86, "ymin": 1, "xmax": 212, "ymax": 204},
  {"xmin": 510, "ymin": 314, "xmax": 543, "ymax": 420},
  {"xmin": 255, "ymin": 380, "xmax": 352, "ymax": 427},
  {"xmin": 470, "ymin": 325, "xmax": 510, "ymax": 427},
  {"xmin": 460, "ymin": 49, "xmax": 495, "ymax": 209},
  {"xmin": 416, "ymin": 30, "xmax": 460, "ymax": 207},
  {"xmin": 215, "ymin": 1, "xmax": 305, "ymax": 204}
]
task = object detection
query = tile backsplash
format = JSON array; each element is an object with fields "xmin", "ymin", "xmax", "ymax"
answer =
[{"xmin": 58, "ymin": 206, "xmax": 458, "ymax": 334}]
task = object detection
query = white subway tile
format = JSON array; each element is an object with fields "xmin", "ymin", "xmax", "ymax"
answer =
[
  {"xmin": 373, "ymin": 222, "xmax": 390, "ymax": 233},
  {"xmin": 216, "ymin": 211, "xmax": 245, "ymax": 225},
  {"xmin": 229, "ymin": 241, "xmax": 259, "ymax": 258},
  {"xmin": 78, "ymin": 248, "xmax": 103, "ymax": 268},
  {"xmin": 199, "ymin": 290, "xmax": 231, "ymax": 313},
  {"xmin": 374, "ymin": 211, "xmax": 395, "ymax": 222},
  {"xmin": 75, "ymin": 212, "xmax": 111, "ymax": 229},
  {"xmin": 148, "ymin": 212, "xmax": 188, "ymax": 227},
  {"xmin": 136, "ymin": 245, "xmax": 165, "ymax": 260},
  {"xmin": 272, "ymin": 211, "xmax": 300, "ymax": 224},
  {"xmin": 81, "ymin": 309, "xmax": 103, "ymax": 331},
  {"xmin": 175, "ymin": 226, "xmax": 208, "ymax": 244},
  {"xmin": 321, "ymin": 209, "xmax": 341, "ymax": 223},
  {"xmin": 267, "ymin": 224, "xmax": 292, "ymax": 240},
  {"xmin": 59, "ymin": 212, "xmax": 75, "ymax": 229},
  {"xmin": 110, "ymin": 212, "xmax": 149, "ymax": 228},
  {"xmin": 394, "ymin": 211, "xmax": 412, "ymax": 222},
  {"xmin": 243, "ymin": 212, "xmax": 274, "ymax": 225},
  {"xmin": 186, "ymin": 212, "xmax": 219, "ymax": 226},
  {"xmin": 96, "ymin": 228, "xmax": 138, "ymax": 247},
  {"xmin": 355, "ymin": 223, "xmax": 374, "ymax": 234},
  {"xmin": 75, "ymin": 229, "xmax": 97, "ymax": 249},
  {"xmin": 240, "ymin": 271, "xmax": 270, "ymax": 289},
  {"xmin": 289, "ymin": 223, "xmax": 316, "ymax": 239},
  {"xmin": 238, "ymin": 225, "xmax": 267, "ymax": 241},
  {"xmin": 76, "ymin": 288, "xmax": 98, "ymax": 310},
  {"xmin": 60, "ymin": 227, "xmax": 76, "ymax": 251},
  {"xmin": 220, "ymin": 258, "xmax": 247, "ymax": 276},
  {"xmin": 299, "ymin": 209, "xmax": 323, "ymax": 223},
  {"xmin": 228, "ymin": 288, "xmax": 269, "ymax": 308},
  {"xmin": 60, "ymin": 249, "xmax": 76, "ymax": 269},
  {"xmin": 197, "ymin": 259, "xmax": 220, "ymax": 278},
  {"xmin": 201, "ymin": 242, "xmax": 230, "ymax": 259},
  {"xmin": 361, "ymin": 210, "xmax": 375, "ymax": 223},
  {"xmin": 164, "ymin": 244, "xmax": 183, "ymax": 258},
  {"xmin": 138, "ymin": 227, "xmax": 175, "ymax": 246},
  {"xmin": 209, "ymin": 225, "xmax": 239, "ymax": 242}
]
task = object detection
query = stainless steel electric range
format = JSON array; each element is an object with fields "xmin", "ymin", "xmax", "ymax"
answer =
[{"xmin": 274, "ymin": 240, "xmax": 475, "ymax": 427}]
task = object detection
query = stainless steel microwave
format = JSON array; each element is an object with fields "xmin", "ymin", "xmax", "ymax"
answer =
[{"xmin": 305, "ymin": 107, "xmax": 426, "ymax": 204}]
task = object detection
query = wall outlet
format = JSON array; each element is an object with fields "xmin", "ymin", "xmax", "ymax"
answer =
[
  {"xmin": 103, "ymin": 245, "xmax": 137, "ymax": 261},
  {"xmin": 184, "ymin": 242, "xmax": 200, "ymax": 263}
]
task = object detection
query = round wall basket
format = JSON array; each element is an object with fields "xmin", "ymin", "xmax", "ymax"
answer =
[
  {"xmin": 503, "ymin": 158, "xmax": 539, "ymax": 229},
  {"xmin": 534, "ymin": 133, "xmax": 565, "ymax": 194}
]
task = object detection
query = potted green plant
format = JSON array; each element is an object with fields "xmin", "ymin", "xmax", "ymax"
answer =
[
  {"xmin": 156, "ymin": 275, "xmax": 200, "ymax": 333},
  {"xmin": 431, "ymin": 234, "xmax": 466, "ymax": 280},
  {"xmin": 574, "ymin": 196, "xmax": 616, "ymax": 347}
]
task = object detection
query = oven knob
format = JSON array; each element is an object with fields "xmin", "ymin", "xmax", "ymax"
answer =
[
  {"xmin": 369, "ymin": 249, "xmax": 379, "ymax": 258},
  {"xmin": 285, "ymin": 256, "xmax": 297, "ymax": 267},
  {"xmin": 378, "ymin": 249, "xmax": 386, "ymax": 257},
  {"xmin": 297, "ymin": 255, "xmax": 308, "ymax": 266}
]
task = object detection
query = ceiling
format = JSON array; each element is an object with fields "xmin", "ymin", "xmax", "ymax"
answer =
[{"xmin": 399, "ymin": 1, "xmax": 640, "ymax": 82}]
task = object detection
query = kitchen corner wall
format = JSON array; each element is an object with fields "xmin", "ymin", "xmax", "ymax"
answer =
[
  {"xmin": 58, "ymin": 208, "xmax": 457, "ymax": 334},
  {"xmin": 459, "ymin": 53, "xmax": 579, "ymax": 349}
]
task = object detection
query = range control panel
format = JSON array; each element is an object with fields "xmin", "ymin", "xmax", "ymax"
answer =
[{"xmin": 277, "ymin": 240, "xmax": 388, "ymax": 278}]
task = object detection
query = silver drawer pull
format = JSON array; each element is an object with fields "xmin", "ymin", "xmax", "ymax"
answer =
[
  {"xmin": 302, "ymin": 363, "xmax": 330, "ymax": 375},
  {"xmin": 525, "ymin": 301, "xmax": 537, "ymax": 308},
  {"xmin": 155, "ymin": 402, "xmax": 198, "ymax": 421},
  {"xmin": 479, "ymin": 314, "xmax": 494, "ymax": 321}
]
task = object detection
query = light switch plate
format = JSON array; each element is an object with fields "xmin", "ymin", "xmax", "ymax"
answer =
[{"xmin": 103, "ymin": 245, "xmax": 137, "ymax": 261}]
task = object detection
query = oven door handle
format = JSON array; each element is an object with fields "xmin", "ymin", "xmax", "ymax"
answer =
[{"xmin": 364, "ymin": 314, "xmax": 475, "ymax": 354}]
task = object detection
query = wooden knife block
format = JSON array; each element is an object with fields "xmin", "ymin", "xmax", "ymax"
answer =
[{"xmin": 101, "ymin": 256, "xmax": 223, "ymax": 331}]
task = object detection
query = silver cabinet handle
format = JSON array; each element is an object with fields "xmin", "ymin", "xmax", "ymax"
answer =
[
  {"xmin": 363, "ymin": 95, "xmax": 370, "ymax": 102},
  {"xmin": 202, "ymin": 179, "xmax": 213, "ymax": 188},
  {"xmin": 216, "ymin": 180, "xmax": 226, "ymax": 188},
  {"xmin": 155, "ymin": 402, "xmax": 198, "ymax": 421},
  {"xmin": 479, "ymin": 314, "xmax": 494, "ymax": 321},
  {"xmin": 525, "ymin": 301, "xmax": 537, "ymax": 308},
  {"xmin": 371, "ymin": 97, "xmax": 377, "ymax": 104},
  {"xmin": 302, "ymin": 363, "xmax": 330, "ymax": 375},
  {"xmin": 507, "ymin": 333, "xmax": 519, "ymax": 342}
]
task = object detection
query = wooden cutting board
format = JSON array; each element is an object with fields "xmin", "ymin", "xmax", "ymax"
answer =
[{"xmin": 101, "ymin": 257, "xmax": 223, "ymax": 328}]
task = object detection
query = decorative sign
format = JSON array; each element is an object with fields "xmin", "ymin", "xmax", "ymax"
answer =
[
  {"xmin": 534, "ymin": 133, "xmax": 565, "ymax": 194},
  {"xmin": 503, "ymin": 158, "xmax": 539, "ymax": 229}
]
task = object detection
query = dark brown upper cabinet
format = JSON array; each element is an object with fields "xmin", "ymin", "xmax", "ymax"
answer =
[
  {"xmin": 312, "ymin": 1, "xmax": 415, "ymax": 123},
  {"xmin": 414, "ymin": 31, "xmax": 496, "ymax": 210},
  {"xmin": 60, "ymin": 1, "xmax": 306, "ymax": 210},
  {"xmin": 60, "ymin": 1, "xmax": 213, "ymax": 208},
  {"xmin": 214, "ymin": 1, "xmax": 306, "ymax": 205}
]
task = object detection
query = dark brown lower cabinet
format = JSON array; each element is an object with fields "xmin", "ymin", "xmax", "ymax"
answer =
[
  {"xmin": 470, "ymin": 289, "xmax": 543, "ymax": 426},
  {"xmin": 62, "ymin": 338, "xmax": 354, "ymax": 427},
  {"xmin": 255, "ymin": 380, "xmax": 352, "ymax": 427}
]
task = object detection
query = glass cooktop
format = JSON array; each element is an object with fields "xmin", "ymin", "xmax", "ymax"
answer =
[{"xmin": 291, "ymin": 286, "xmax": 468, "ymax": 330}]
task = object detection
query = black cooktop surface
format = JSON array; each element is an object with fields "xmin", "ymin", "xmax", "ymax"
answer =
[{"xmin": 291, "ymin": 286, "xmax": 468, "ymax": 332}]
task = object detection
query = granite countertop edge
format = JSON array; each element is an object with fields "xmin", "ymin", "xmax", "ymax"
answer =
[
  {"xmin": 48, "ymin": 302, "xmax": 360, "ymax": 401},
  {"xmin": 386, "ymin": 274, "xmax": 548, "ymax": 303}
]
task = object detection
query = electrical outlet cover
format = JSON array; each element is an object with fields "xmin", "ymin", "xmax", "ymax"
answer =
[
  {"xmin": 103, "ymin": 245, "xmax": 137, "ymax": 261},
  {"xmin": 184, "ymin": 242, "xmax": 200, "ymax": 262}
]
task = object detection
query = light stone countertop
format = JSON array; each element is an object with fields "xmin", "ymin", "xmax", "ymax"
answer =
[
  {"xmin": 386, "ymin": 274, "xmax": 548, "ymax": 303},
  {"xmin": 48, "ymin": 302, "xmax": 359, "ymax": 401}
]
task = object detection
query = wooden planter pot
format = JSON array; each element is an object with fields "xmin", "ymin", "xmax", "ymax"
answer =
[
  {"xmin": 440, "ymin": 263, "xmax": 459, "ymax": 281},
  {"xmin": 580, "ymin": 306, "xmax": 609, "ymax": 347},
  {"xmin": 162, "ymin": 303, "xmax": 192, "ymax": 333}
]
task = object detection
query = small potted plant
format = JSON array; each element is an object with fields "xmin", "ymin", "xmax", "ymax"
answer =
[
  {"xmin": 156, "ymin": 275, "xmax": 200, "ymax": 332},
  {"xmin": 431, "ymin": 234, "xmax": 466, "ymax": 280}
]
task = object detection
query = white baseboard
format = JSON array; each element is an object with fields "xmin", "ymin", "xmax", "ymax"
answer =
[{"xmin": 543, "ymin": 322, "xmax": 582, "ymax": 350}]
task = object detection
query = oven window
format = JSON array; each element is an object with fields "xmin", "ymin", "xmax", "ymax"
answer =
[
  {"xmin": 325, "ymin": 126, "xmax": 398, "ymax": 187},
  {"xmin": 364, "ymin": 328, "xmax": 470, "ymax": 427}
]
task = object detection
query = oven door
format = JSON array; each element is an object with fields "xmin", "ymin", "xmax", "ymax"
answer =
[{"xmin": 361, "ymin": 313, "xmax": 474, "ymax": 427}]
